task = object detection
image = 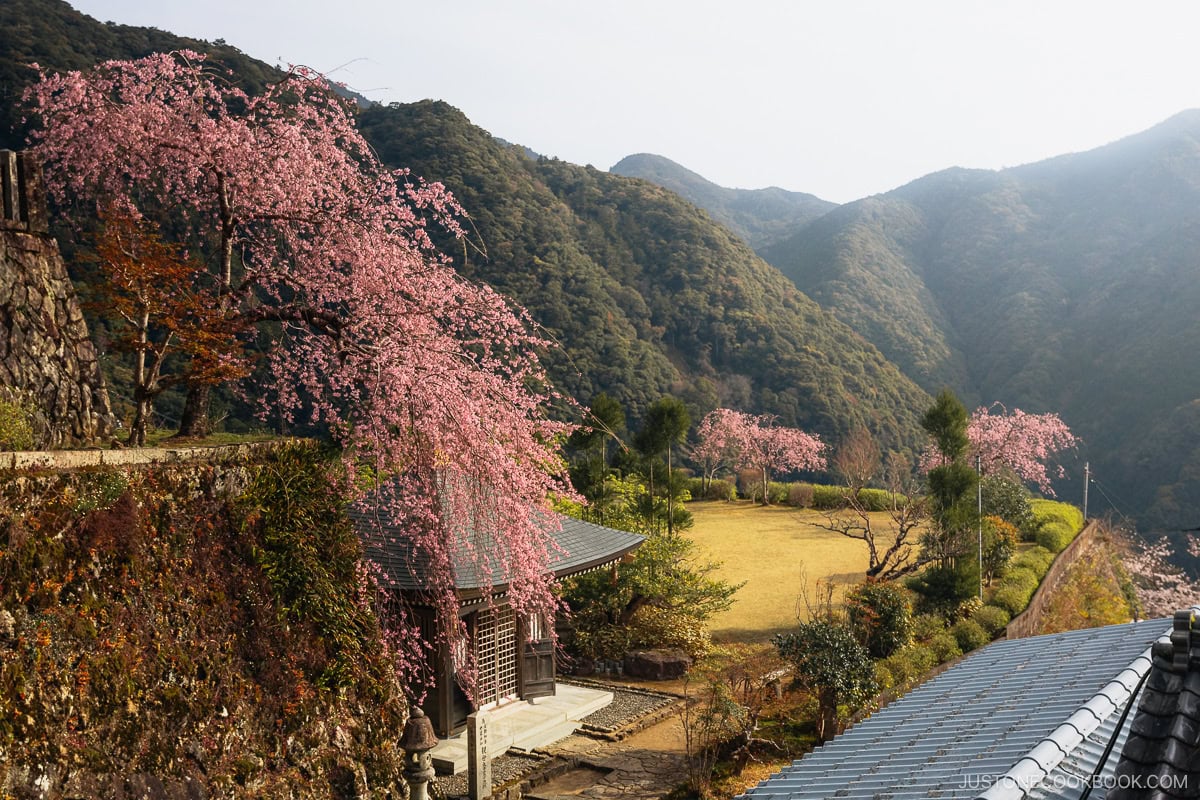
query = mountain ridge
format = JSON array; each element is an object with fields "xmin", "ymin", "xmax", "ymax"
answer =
[
  {"xmin": 760, "ymin": 109, "xmax": 1200, "ymax": 529},
  {"xmin": 610, "ymin": 152, "xmax": 836, "ymax": 250}
]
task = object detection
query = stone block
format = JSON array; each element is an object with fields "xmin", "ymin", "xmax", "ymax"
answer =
[{"xmin": 622, "ymin": 649, "xmax": 692, "ymax": 680}]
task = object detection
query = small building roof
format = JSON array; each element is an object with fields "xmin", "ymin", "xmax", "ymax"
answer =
[
  {"xmin": 738, "ymin": 617, "xmax": 1177, "ymax": 800},
  {"xmin": 1108, "ymin": 608, "xmax": 1200, "ymax": 799},
  {"xmin": 353, "ymin": 506, "xmax": 644, "ymax": 597}
]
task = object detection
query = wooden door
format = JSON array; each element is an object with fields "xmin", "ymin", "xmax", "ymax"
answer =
[{"xmin": 519, "ymin": 612, "xmax": 555, "ymax": 699}]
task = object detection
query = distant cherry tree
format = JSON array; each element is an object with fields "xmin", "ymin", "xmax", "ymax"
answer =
[
  {"xmin": 692, "ymin": 407, "xmax": 744, "ymax": 497},
  {"xmin": 968, "ymin": 403, "xmax": 1078, "ymax": 495},
  {"xmin": 26, "ymin": 52, "xmax": 573, "ymax": 703},
  {"xmin": 696, "ymin": 408, "xmax": 825, "ymax": 504}
]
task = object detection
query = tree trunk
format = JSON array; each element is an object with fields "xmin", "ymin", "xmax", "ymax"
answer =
[
  {"xmin": 761, "ymin": 467, "xmax": 770, "ymax": 506},
  {"xmin": 667, "ymin": 445, "xmax": 674, "ymax": 536},
  {"xmin": 617, "ymin": 595, "xmax": 649, "ymax": 626},
  {"xmin": 817, "ymin": 688, "xmax": 838, "ymax": 742},
  {"xmin": 128, "ymin": 395, "xmax": 149, "ymax": 447},
  {"xmin": 176, "ymin": 384, "xmax": 211, "ymax": 438}
]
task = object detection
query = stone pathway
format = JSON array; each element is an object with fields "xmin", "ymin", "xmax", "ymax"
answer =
[
  {"xmin": 436, "ymin": 682, "xmax": 691, "ymax": 800},
  {"xmin": 529, "ymin": 713, "xmax": 689, "ymax": 800}
]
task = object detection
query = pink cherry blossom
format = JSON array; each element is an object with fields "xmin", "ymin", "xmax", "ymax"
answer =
[
  {"xmin": 967, "ymin": 403, "xmax": 1078, "ymax": 495},
  {"xmin": 25, "ymin": 52, "xmax": 574, "ymax": 704},
  {"xmin": 695, "ymin": 408, "xmax": 825, "ymax": 503}
]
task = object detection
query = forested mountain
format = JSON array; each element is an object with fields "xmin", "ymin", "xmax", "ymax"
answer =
[
  {"xmin": 0, "ymin": 0, "xmax": 933, "ymax": 456},
  {"xmin": 611, "ymin": 153, "xmax": 836, "ymax": 250},
  {"xmin": 0, "ymin": 0, "xmax": 283, "ymax": 150},
  {"xmin": 762, "ymin": 111, "xmax": 1200, "ymax": 530},
  {"xmin": 359, "ymin": 103, "xmax": 930, "ymax": 449}
]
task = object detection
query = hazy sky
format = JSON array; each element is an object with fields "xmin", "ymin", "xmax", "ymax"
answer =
[{"xmin": 68, "ymin": 1, "xmax": 1200, "ymax": 203}]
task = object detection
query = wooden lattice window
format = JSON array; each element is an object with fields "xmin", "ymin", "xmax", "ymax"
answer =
[{"xmin": 474, "ymin": 606, "xmax": 517, "ymax": 706}]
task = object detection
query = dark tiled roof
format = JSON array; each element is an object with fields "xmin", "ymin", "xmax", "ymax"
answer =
[
  {"xmin": 738, "ymin": 619, "xmax": 1172, "ymax": 800},
  {"xmin": 1109, "ymin": 609, "xmax": 1200, "ymax": 799},
  {"xmin": 353, "ymin": 506, "xmax": 644, "ymax": 595}
]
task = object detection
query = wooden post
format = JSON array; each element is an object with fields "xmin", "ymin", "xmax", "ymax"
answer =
[{"xmin": 468, "ymin": 709, "xmax": 492, "ymax": 800}]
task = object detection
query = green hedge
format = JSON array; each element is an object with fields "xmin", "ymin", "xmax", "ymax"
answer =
[
  {"xmin": 879, "ymin": 644, "xmax": 938, "ymax": 687},
  {"xmin": 990, "ymin": 583, "xmax": 1035, "ymax": 617},
  {"xmin": 952, "ymin": 619, "xmax": 990, "ymax": 652},
  {"xmin": 789, "ymin": 483, "xmax": 901, "ymax": 511},
  {"xmin": 685, "ymin": 477, "xmax": 737, "ymax": 501},
  {"xmin": 810, "ymin": 484, "xmax": 845, "ymax": 509},
  {"xmin": 929, "ymin": 632, "xmax": 963, "ymax": 662},
  {"xmin": 971, "ymin": 605, "xmax": 1011, "ymax": 637},
  {"xmin": 1036, "ymin": 521, "xmax": 1075, "ymax": 553},
  {"xmin": 1030, "ymin": 499, "xmax": 1083, "ymax": 532},
  {"xmin": 1011, "ymin": 546, "xmax": 1056, "ymax": 576}
]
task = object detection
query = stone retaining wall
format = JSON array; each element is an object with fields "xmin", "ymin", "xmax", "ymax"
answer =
[
  {"xmin": 1006, "ymin": 520, "xmax": 1100, "ymax": 639},
  {"xmin": 0, "ymin": 149, "xmax": 114, "ymax": 447}
]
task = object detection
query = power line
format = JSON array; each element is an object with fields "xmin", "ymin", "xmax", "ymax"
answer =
[{"xmin": 1087, "ymin": 475, "xmax": 1139, "ymax": 528}]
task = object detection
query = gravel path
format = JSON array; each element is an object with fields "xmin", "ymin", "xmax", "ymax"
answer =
[
  {"xmin": 574, "ymin": 684, "xmax": 677, "ymax": 733},
  {"xmin": 434, "ymin": 752, "xmax": 545, "ymax": 798}
]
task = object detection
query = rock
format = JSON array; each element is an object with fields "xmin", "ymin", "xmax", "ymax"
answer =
[
  {"xmin": 622, "ymin": 649, "xmax": 692, "ymax": 680},
  {"xmin": 0, "ymin": 609, "xmax": 14, "ymax": 641}
]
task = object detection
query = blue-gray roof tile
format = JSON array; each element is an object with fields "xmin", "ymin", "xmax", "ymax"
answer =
[
  {"xmin": 738, "ymin": 619, "xmax": 1172, "ymax": 800},
  {"xmin": 353, "ymin": 506, "xmax": 644, "ymax": 595}
]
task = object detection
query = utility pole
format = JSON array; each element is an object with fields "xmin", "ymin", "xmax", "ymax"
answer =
[
  {"xmin": 1083, "ymin": 462, "xmax": 1090, "ymax": 521},
  {"xmin": 977, "ymin": 454, "xmax": 983, "ymax": 601}
]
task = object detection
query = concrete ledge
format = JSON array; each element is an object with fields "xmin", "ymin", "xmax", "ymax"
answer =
[{"xmin": 0, "ymin": 440, "xmax": 297, "ymax": 472}]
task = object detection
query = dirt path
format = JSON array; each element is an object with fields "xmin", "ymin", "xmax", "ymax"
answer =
[
  {"xmin": 527, "ymin": 686, "xmax": 692, "ymax": 800},
  {"xmin": 532, "ymin": 714, "xmax": 690, "ymax": 800}
]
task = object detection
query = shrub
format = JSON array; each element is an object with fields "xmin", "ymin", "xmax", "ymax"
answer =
[
  {"xmin": 880, "ymin": 644, "xmax": 938, "ymax": 686},
  {"xmin": 972, "ymin": 605, "xmax": 1011, "ymax": 637},
  {"xmin": 1004, "ymin": 567, "xmax": 1041, "ymax": 593},
  {"xmin": 874, "ymin": 661, "xmax": 896, "ymax": 692},
  {"xmin": 1030, "ymin": 499, "xmax": 1084, "ymax": 532},
  {"xmin": 982, "ymin": 516, "xmax": 1019, "ymax": 583},
  {"xmin": 990, "ymin": 584, "xmax": 1035, "ymax": 617},
  {"xmin": 952, "ymin": 619, "xmax": 989, "ymax": 653},
  {"xmin": 629, "ymin": 606, "xmax": 712, "ymax": 659},
  {"xmin": 981, "ymin": 474, "xmax": 1036, "ymax": 531},
  {"xmin": 929, "ymin": 632, "xmax": 963, "ymax": 663},
  {"xmin": 736, "ymin": 469, "xmax": 760, "ymax": 500},
  {"xmin": 775, "ymin": 620, "xmax": 878, "ymax": 741},
  {"xmin": 912, "ymin": 613, "xmax": 947, "ymax": 644},
  {"xmin": 0, "ymin": 396, "xmax": 35, "ymax": 451},
  {"xmin": 735, "ymin": 475, "xmax": 788, "ymax": 504},
  {"xmin": 787, "ymin": 482, "xmax": 814, "ymax": 508},
  {"xmin": 956, "ymin": 595, "xmax": 983, "ymax": 622},
  {"xmin": 708, "ymin": 479, "xmax": 736, "ymax": 501},
  {"xmin": 575, "ymin": 624, "xmax": 633, "ymax": 661},
  {"xmin": 856, "ymin": 488, "xmax": 893, "ymax": 512},
  {"xmin": 845, "ymin": 581, "xmax": 913, "ymax": 658},
  {"xmin": 1036, "ymin": 521, "xmax": 1075, "ymax": 553},
  {"xmin": 686, "ymin": 478, "xmax": 737, "ymax": 501},
  {"xmin": 907, "ymin": 562, "xmax": 980, "ymax": 616},
  {"xmin": 1012, "ymin": 546, "xmax": 1056, "ymax": 576},
  {"xmin": 810, "ymin": 484, "xmax": 846, "ymax": 510}
]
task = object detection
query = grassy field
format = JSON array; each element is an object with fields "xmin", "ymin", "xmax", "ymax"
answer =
[{"xmin": 685, "ymin": 500, "xmax": 903, "ymax": 643}]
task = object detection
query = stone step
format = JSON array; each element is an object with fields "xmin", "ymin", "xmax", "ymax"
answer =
[
  {"xmin": 511, "ymin": 719, "xmax": 580, "ymax": 752},
  {"xmin": 431, "ymin": 740, "xmax": 468, "ymax": 775},
  {"xmin": 554, "ymin": 689, "xmax": 613, "ymax": 720}
]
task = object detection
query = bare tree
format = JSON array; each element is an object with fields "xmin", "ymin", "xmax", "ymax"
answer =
[{"xmin": 818, "ymin": 430, "xmax": 931, "ymax": 580}]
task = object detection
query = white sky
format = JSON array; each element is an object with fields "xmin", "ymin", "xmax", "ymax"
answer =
[{"xmin": 68, "ymin": 0, "xmax": 1200, "ymax": 203}]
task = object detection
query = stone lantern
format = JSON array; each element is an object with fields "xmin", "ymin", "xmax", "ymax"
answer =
[{"xmin": 400, "ymin": 707, "xmax": 438, "ymax": 800}]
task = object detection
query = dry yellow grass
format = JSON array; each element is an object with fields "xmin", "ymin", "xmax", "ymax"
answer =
[{"xmin": 685, "ymin": 500, "xmax": 904, "ymax": 643}]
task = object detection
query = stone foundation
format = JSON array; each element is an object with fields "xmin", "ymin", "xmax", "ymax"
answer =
[{"xmin": 0, "ymin": 150, "xmax": 113, "ymax": 447}]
